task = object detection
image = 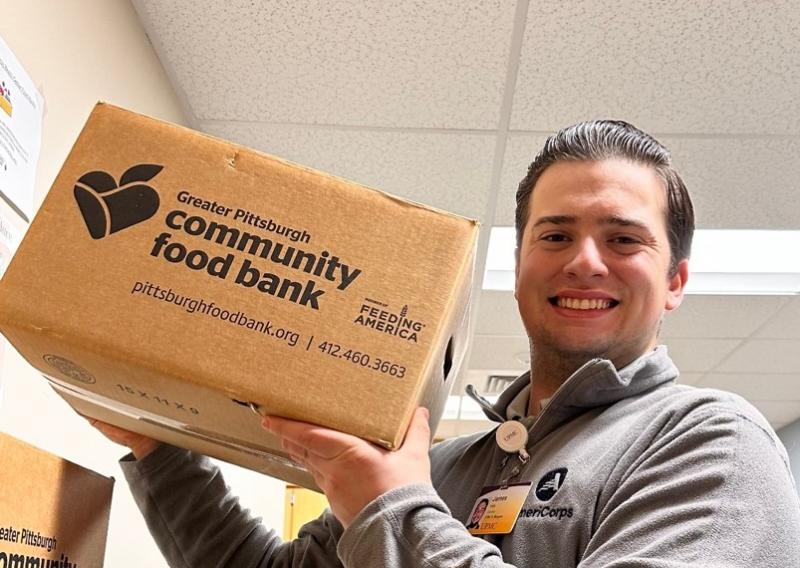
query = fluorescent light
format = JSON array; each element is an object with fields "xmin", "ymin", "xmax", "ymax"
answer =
[{"xmin": 483, "ymin": 227, "xmax": 800, "ymax": 295}]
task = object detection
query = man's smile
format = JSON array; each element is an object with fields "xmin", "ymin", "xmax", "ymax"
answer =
[{"xmin": 549, "ymin": 296, "xmax": 619, "ymax": 310}]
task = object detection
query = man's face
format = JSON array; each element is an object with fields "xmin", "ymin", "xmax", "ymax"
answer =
[
  {"xmin": 515, "ymin": 159, "xmax": 688, "ymax": 369},
  {"xmin": 471, "ymin": 500, "xmax": 488, "ymax": 524}
]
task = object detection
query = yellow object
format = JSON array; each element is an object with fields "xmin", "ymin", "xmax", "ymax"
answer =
[
  {"xmin": 0, "ymin": 96, "xmax": 11, "ymax": 117},
  {"xmin": 283, "ymin": 485, "xmax": 329, "ymax": 540}
]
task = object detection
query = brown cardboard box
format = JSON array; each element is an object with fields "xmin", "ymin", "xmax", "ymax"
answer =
[
  {"xmin": 0, "ymin": 433, "xmax": 114, "ymax": 567},
  {"xmin": 0, "ymin": 103, "xmax": 479, "ymax": 489}
]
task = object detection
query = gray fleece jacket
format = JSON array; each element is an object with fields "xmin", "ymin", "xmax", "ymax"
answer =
[{"xmin": 121, "ymin": 346, "xmax": 800, "ymax": 567}]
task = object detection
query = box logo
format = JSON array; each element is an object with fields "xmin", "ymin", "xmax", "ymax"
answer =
[
  {"xmin": 42, "ymin": 354, "xmax": 96, "ymax": 384},
  {"xmin": 74, "ymin": 164, "xmax": 162, "ymax": 239},
  {"xmin": 354, "ymin": 302, "xmax": 426, "ymax": 343}
]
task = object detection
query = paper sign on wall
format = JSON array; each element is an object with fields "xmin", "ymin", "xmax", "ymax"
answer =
[{"xmin": 0, "ymin": 33, "xmax": 44, "ymax": 221}]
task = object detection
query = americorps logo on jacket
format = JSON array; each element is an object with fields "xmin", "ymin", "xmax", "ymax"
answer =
[
  {"xmin": 517, "ymin": 467, "xmax": 574, "ymax": 522},
  {"xmin": 74, "ymin": 164, "xmax": 162, "ymax": 239},
  {"xmin": 536, "ymin": 467, "xmax": 568, "ymax": 501}
]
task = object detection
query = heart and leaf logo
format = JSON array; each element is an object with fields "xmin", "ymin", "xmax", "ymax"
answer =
[{"xmin": 73, "ymin": 164, "xmax": 162, "ymax": 239}]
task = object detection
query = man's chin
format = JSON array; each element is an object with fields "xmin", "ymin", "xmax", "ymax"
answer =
[
  {"xmin": 546, "ymin": 341, "xmax": 655, "ymax": 371},
  {"xmin": 535, "ymin": 338, "xmax": 615, "ymax": 367},
  {"xmin": 551, "ymin": 340, "xmax": 612, "ymax": 361}
]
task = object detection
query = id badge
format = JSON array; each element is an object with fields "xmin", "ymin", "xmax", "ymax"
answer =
[{"xmin": 466, "ymin": 482, "xmax": 532, "ymax": 535}]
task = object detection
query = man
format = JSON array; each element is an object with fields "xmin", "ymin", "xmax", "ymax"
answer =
[
  {"xmin": 93, "ymin": 120, "xmax": 800, "ymax": 566},
  {"xmin": 465, "ymin": 498, "xmax": 489, "ymax": 530}
]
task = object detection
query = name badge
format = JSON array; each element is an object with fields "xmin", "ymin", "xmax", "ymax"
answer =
[{"xmin": 466, "ymin": 482, "xmax": 532, "ymax": 535}]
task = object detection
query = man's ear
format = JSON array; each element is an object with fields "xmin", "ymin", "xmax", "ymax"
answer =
[
  {"xmin": 514, "ymin": 247, "xmax": 520, "ymax": 301},
  {"xmin": 665, "ymin": 258, "xmax": 689, "ymax": 311}
]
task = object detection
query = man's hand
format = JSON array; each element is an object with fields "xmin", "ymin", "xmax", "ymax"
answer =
[
  {"xmin": 85, "ymin": 418, "xmax": 160, "ymax": 460},
  {"xmin": 263, "ymin": 407, "xmax": 432, "ymax": 528}
]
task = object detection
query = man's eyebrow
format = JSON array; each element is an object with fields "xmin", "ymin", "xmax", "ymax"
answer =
[
  {"xmin": 532, "ymin": 215, "xmax": 576, "ymax": 228},
  {"xmin": 601, "ymin": 215, "xmax": 651, "ymax": 231},
  {"xmin": 531, "ymin": 214, "xmax": 656, "ymax": 234}
]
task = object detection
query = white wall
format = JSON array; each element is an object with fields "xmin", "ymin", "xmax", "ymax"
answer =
[{"xmin": 0, "ymin": 2, "xmax": 286, "ymax": 566}]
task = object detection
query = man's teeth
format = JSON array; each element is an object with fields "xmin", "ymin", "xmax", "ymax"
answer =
[{"xmin": 557, "ymin": 297, "xmax": 612, "ymax": 310}]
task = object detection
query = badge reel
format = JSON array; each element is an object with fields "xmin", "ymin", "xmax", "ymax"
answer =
[
  {"xmin": 465, "ymin": 384, "xmax": 531, "ymax": 477},
  {"xmin": 464, "ymin": 385, "xmax": 533, "ymax": 535},
  {"xmin": 496, "ymin": 420, "xmax": 530, "ymax": 471}
]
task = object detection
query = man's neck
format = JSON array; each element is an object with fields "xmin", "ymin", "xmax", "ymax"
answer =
[
  {"xmin": 528, "ymin": 351, "xmax": 587, "ymax": 415},
  {"xmin": 527, "ymin": 346, "xmax": 654, "ymax": 414},
  {"xmin": 528, "ymin": 344, "xmax": 624, "ymax": 414}
]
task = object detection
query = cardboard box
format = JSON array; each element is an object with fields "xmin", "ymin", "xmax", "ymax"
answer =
[
  {"xmin": 0, "ymin": 433, "xmax": 114, "ymax": 567},
  {"xmin": 0, "ymin": 103, "xmax": 478, "ymax": 489}
]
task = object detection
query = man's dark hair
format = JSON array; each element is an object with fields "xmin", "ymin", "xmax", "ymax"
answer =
[{"xmin": 515, "ymin": 120, "xmax": 695, "ymax": 276}]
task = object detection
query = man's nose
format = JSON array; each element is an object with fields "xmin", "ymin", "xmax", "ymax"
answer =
[{"xmin": 562, "ymin": 238, "xmax": 609, "ymax": 278}]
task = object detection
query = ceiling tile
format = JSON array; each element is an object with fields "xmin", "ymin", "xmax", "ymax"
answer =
[
  {"xmin": 664, "ymin": 136, "xmax": 800, "ymax": 230},
  {"xmin": 716, "ymin": 339, "xmax": 800, "ymax": 374},
  {"xmin": 200, "ymin": 121, "xmax": 496, "ymax": 221},
  {"xmin": 474, "ymin": 290, "xmax": 526, "ymax": 336},
  {"xmin": 663, "ymin": 338, "xmax": 742, "ymax": 373},
  {"xmin": 661, "ymin": 296, "xmax": 788, "ymax": 339},
  {"xmin": 698, "ymin": 373, "xmax": 800, "ymax": 402},
  {"xmin": 134, "ymin": 0, "xmax": 517, "ymax": 128},
  {"xmin": 748, "ymin": 400, "xmax": 800, "ymax": 426},
  {"xmin": 511, "ymin": 1, "xmax": 800, "ymax": 134},
  {"xmin": 755, "ymin": 297, "xmax": 800, "ymax": 339},
  {"xmin": 493, "ymin": 133, "xmax": 548, "ymax": 226}
]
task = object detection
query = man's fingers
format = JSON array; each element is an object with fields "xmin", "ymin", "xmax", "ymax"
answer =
[
  {"xmin": 91, "ymin": 419, "xmax": 134, "ymax": 441},
  {"xmin": 265, "ymin": 408, "xmax": 430, "ymax": 461},
  {"xmin": 264, "ymin": 416, "xmax": 358, "ymax": 460},
  {"xmin": 94, "ymin": 420, "xmax": 123, "ymax": 435},
  {"xmin": 281, "ymin": 439, "xmax": 308, "ymax": 461}
]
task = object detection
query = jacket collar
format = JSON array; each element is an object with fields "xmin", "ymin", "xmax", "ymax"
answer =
[{"xmin": 489, "ymin": 345, "xmax": 679, "ymax": 443}]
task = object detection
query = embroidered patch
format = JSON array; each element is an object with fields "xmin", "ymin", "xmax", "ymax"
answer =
[{"xmin": 535, "ymin": 467, "xmax": 568, "ymax": 501}]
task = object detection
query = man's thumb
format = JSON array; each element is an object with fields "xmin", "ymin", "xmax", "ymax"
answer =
[{"xmin": 403, "ymin": 407, "xmax": 432, "ymax": 448}]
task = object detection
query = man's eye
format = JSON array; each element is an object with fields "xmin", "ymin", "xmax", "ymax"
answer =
[
  {"xmin": 610, "ymin": 236, "xmax": 640, "ymax": 245},
  {"xmin": 541, "ymin": 234, "xmax": 568, "ymax": 242}
]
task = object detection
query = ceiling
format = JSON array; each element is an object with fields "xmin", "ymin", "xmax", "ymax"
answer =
[{"xmin": 130, "ymin": 0, "xmax": 800, "ymax": 431}]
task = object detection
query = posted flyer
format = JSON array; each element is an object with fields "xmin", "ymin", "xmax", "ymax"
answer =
[{"xmin": 0, "ymin": 33, "xmax": 43, "ymax": 221}]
